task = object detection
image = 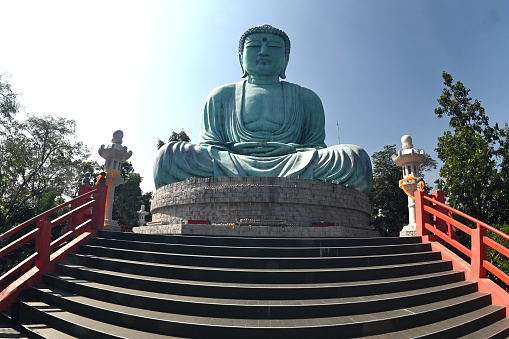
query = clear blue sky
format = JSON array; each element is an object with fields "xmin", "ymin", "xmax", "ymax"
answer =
[{"xmin": 1, "ymin": 0, "xmax": 507, "ymax": 194}]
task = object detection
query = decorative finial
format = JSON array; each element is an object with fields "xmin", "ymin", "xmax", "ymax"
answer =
[
  {"xmin": 434, "ymin": 178, "xmax": 443, "ymax": 191},
  {"xmin": 401, "ymin": 135, "xmax": 413, "ymax": 149},
  {"xmin": 112, "ymin": 130, "xmax": 123, "ymax": 144}
]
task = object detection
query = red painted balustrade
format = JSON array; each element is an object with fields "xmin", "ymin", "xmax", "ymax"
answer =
[
  {"xmin": 415, "ymin": 189, "xmax": 509, "ymax": 316},
  {"xmin": 0, "ymin": 183, "xmax": 107, "ymax": 311}
]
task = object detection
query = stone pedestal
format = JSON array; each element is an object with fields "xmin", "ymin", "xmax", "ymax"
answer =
[
  {"xmin": 141, "ymin": 176, "xmax": 379, "ymax": 238},
  {"xmin": 400, "ymin": 180, "xmax": 417, "ymax": 236},
  {"xmin": 103, "ymin": 219, "xmax": 121, "ymax": 232},
  {"xmin": 399, "ymin": 223, "xmax": 417, "ymax": 237}
]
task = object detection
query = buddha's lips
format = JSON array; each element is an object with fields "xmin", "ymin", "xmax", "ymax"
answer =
[{"xmin": 257, "ymin": 58, "xmax": 271, "ymax": 64}]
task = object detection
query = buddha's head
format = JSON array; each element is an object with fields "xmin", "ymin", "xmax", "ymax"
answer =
[{"xmin": 238, "ymin": 24, "xmax": 290, "ymax": 79}]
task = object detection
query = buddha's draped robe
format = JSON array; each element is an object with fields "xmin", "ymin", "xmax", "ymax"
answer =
[{"xmin": 154, "ymin": 81, "xmax": 373, "ymax": 195}]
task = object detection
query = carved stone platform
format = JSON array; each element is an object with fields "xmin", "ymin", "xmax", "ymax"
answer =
[
  {"xmin": 133, "ymin": 223, "xmax": 380, "ymax": 238},
  {"xmin": 141, "ymin": 177, "xmax": 378, "ymax": 238}
]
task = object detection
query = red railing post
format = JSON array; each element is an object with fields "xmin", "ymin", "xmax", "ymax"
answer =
[
  {"xmin": 471, "ymin": 223, "xmax": 487, "ymax": 279},
  {"xmin": 35, "ymin": 220, "xmax": 52, "ymax": 273},
  {"xmin": 415, "ymin": 190, "xmax": 429, "ymax": 236},
  {"xmin": 90, "ymin": 183, "xmax": 108, "ymax": 232}
]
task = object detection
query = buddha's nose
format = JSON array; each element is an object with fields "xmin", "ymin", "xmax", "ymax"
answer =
[{"xmin": 259, "ymin": 43, "xmax": 269, "ymax": 56}]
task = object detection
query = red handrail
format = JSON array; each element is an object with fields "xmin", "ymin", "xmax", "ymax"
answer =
[
  {"xmin": 0, "ymin": 183, "xmax": 107, "ymax": 311},
  {"xmin": 415, "ymin": 189, "xmax": 509, "ymax": 285}
]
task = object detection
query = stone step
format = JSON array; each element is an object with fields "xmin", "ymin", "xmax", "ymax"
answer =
[
  {"xmin": 458, "ymin": 317, "xmax": 509, "ymax": 338},
  {"xmin": 362, "ymin": 305, "xmax": 507, "ymax": 338},
  {"xmin": 55, "ymin": 263, "xmax": 466, "ymax": 300},
  {"xmin": 99, "ymin": 230, "xmax": 421, "ymax": 247},
  {"xmin": 21, "ymin": 323, "xmax": 78, "ymax": 339},
  {"xmin": 80, "ymin": 244, "xmax": 442, "ymax": 269},
  {"xmin": 38, "ymin": 275, "xmax": 479, "ymax": 319},
  {"xmin": 20, "ymin": 289, "xmax": 494, "ymax": 338},
  {"xmin": 66, "ymin": 252, "xmax": 453, "ymax": 284},
  {"xmin": 20, "ymin": 301, "xmax": 183, "ymax": 339},
  {"xmin": 13, "ymin": 232, "xmax": 508, "ymax": 337},
  {"xmin": 90, "ymin": 236, "xmax": 432, "ymax": 257}
]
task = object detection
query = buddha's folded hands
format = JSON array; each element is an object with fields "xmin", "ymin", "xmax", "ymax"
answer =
[{"xmin": 231, "ymin": 142, "xmax": 297, "ymax": 156}]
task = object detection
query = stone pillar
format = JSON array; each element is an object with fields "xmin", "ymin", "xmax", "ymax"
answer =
[
  {"xmin": 98, "ymin": 130, "xmax": 133, "ymax": 231},
  {"xmin": 137, "ymin": 204, "xmax": 149, "ymax": 226},
  {"xmin": 392, "ymin": 135, "xmax": 425, "ymax": 237}
]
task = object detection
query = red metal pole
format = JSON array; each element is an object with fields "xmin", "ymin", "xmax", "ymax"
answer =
[
  {"xmin": 415, "ymin": 190, "xmax": 429, "ymax": 237},
  {"xmin": 35, "ymin": 220, "xmax": 52, "ymax": 273},
  {"xmin": 471, "ymin": 223, "xmax": 487, "ymax": 279},
  {"xmin": 91, "ymin": 184, "xmax": 108, "ymax": 233}
]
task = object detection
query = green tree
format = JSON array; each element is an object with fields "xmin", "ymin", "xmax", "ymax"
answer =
[
  {"xmin": 0, "ymin": 115, "xmax": 90, "ymax": 230},
  {"xmin": 120, "ymin": 161, "xmax": 134, "ymax": 180},
  {"xmin": 435, "ymin": 71, "xmax": 506, "ymax": 224},
  {"xmin": 369, "ymin": 145, "xmax": 437, "ymax": 233},
  {"xmin": 494, "ymin": 124, "xmax": 509, "ymax": 223},
  {"xmin": 82, "ymin": 161, "xmax": 103, "ymax": 185},
  {"xmin": 434, "ymin": 72, "xmax": 509, "ymax": 288},
  {"xmin": 369, "ymin": 145, "xmax": 408, "ymax": 233},
  {"xmin": 0, "ymin": 76, "xmax": 94, "ymax": 275},
  {"xmin": 0, "ymin": 74, "xmax": 20, "ymax": 125},
  {"xmin": 112, "ymin": 172, "xmax": 142, "ymax": 226},
  {"xmin": 157, "ymin": 129, "xmax": 191, "ymax": 150}
]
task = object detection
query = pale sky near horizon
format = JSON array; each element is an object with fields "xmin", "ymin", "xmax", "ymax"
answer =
[{"xmin": 1, "ymin": 0, "xmax": 508, "ymax": 194}]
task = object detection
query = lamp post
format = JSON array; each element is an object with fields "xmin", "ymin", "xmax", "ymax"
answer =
[
  {"xmin": 392, "ymin": 135, "xmax": 425, "ymax": 237},
  {"xmin": 98, "ymin": 130, "xmax": 133, "ymax": 231}
]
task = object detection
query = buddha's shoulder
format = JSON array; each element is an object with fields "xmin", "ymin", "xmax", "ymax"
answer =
[
  {"xmin": 206, "ymin": 82, "xmax": 238, "ymax": 100},
  {"xmin": 283, "ymin": 82, "xmax": 322, "ymax": 104}
]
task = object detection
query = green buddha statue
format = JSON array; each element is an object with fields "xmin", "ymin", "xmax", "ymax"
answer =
[{"xmin": 154, "ymin": 25, "xmax": 373, "ymax": 195}]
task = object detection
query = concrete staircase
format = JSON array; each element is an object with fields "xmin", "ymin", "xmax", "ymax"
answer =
[{"xmin": 13, "ymin": 230, "xmax": 509, "ymax": 338}]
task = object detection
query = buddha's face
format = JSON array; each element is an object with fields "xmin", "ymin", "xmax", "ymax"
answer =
[{"xmin": 241, "ymin": 33, "xmax": 288, "ymax": 78}]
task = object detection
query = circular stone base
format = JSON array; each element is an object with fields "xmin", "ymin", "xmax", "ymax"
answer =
[{"xmin": 151, "ymin": 176, "xmax": 371, "ymax": 229}]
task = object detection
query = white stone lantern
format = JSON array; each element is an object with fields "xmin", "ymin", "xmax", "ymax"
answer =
[
  {"xmin": 392, "ymin": 135, "xmax": 425, "ymax": 237},
  {"xmin": 137, "ymin": 204, "xmax": 149, "ymax": 226},
  {"xmin": 98, "ymin": 130, "xmax": 133, "ymax": 231}
]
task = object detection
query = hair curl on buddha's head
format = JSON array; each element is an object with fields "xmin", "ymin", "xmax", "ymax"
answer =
[
  {"xmin": 238, "ymin": 24, "xmax": 291, "ymax": 57},
  {"xmin": 238, "ymin": 24, "xmax": 291, "ymax": 79}
]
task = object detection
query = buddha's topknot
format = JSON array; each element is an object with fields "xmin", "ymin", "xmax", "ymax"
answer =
[{"xmin": 238, "ymin": 24, "xmax": 290, "ymax": 56}]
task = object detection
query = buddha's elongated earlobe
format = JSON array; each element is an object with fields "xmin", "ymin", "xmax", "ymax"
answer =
[
  {"xmin": 279, "ymin": 57, "xmax": 289, "ymax": 79},
  {"xmin": 239, "ymin": 54, "xmax": 248, "ymax": 78}
]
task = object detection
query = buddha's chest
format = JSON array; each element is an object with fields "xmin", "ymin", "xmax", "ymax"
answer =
[{"xmin": 242, "ymin": 85, "xmax": 285, "ymax": 132}]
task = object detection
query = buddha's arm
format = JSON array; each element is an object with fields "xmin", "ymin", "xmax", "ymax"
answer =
[
  {"xmin": 199, "ymin": 84, "xmax": 236, "ymax": 148},
  {"xmin": 297, "ymin": 87, "xmax": 327, "ymax": 150}
]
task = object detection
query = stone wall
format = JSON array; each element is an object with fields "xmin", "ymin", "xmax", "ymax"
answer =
[
  {"xmin": 133, "ymin": 223, "xmax": 380, "ymax": 238},
  {"xmin": 151, "ymin": 176, "xmax": 371, "ymax": 228}
]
